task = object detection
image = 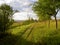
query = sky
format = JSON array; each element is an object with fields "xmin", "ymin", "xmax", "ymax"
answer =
[
  {"xmin": 0, "ymin": 0, "xmax": 38, "ymax": 20},
  {"xmin": 0, "ymin": 0, "xmax": 60, "ymax": 20},
  {"xmin": 0, "ymin": 0, "xmax": 37, "ymax": 11}
]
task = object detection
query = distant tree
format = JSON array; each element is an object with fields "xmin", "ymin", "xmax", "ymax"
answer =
[
  {"xmin": 13, "ymin": 10, "xmax": 19, "ymax": 13},
  {"xmin": 32, "ymin": 0, "xmax": 60, "ymax": 29},
  {"xmin": 0, "ymin": 4, "xmax": 13, "ymax": 32}
]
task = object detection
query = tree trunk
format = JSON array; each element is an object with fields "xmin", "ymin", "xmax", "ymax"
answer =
[{"xmin": 55, "ymin": 15, "xmax": 58, "ymax": 29}]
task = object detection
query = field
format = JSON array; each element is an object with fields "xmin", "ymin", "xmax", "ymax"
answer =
[{"xmin": 0, "ymin": 20, "xmax": 60, "ymax": 45}]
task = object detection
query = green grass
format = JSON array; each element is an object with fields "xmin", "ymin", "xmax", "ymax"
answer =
[{"xmin": 1, "ymin": 20, "xmax": 60, "ymax": 45}]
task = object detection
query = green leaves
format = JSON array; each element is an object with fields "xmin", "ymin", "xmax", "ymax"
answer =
[
  {"xmin": 0, "ymin": 4, "xmax": 13, "ymax": 32},
  {"xmin": 32, "ymin": 0, "xmax": 60, "ymax": 21}
]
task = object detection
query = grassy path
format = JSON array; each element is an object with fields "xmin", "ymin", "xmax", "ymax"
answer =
[{"xmin": 15, "ymin": 22, "xmax": 36, "ymax": 45}]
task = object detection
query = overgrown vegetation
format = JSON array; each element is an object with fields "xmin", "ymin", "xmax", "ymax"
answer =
[
  {"xmin": 0, "ymin": 0, "xmax": 60, "ymax": 45},
  {"xmin": 0, "ymin": 20, "xmax": 60, "ymax": 45}
]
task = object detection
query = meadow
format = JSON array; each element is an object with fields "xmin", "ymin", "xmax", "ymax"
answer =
[{"xmin": 0, "ymin": 20, "xmax": 60, "ymax": 45}]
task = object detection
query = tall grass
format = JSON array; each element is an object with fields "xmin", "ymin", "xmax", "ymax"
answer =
[{"xmin": 1, "ymin": 20, "xmax": 60, "ymax": 45}]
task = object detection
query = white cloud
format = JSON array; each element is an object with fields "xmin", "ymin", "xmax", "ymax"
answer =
[
  {"xmin": 12, "ymin": 12, "xmax": 39, "ymax": 21},
  {"xmin": 0, "ymin": 0, "xmax": 5, "ymax": 5},
  {"xmin": 13, "ymin": 12, "xmax": 29, "ymax": 21},
  {"xmin": 0, "ymin": 0, "xmax": 12, "ymax": 4},
  {"xmin": 4, "ymin": 0, "xmax": 12, "ymax": 3},
  {"xmin": 0, "ymin": 0, "xmax": 35, "ymax": 11}
]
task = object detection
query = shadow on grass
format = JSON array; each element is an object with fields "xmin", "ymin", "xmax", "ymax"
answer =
[
  {"xmin": 17, "ymin": 25, "xmax": 32, "ymax": 37},
  {"xmin": 1, "ymin": 23, "xmax": 60, "ymax": 45},
  {"xmin": 0, "ymin": 33, "xmax": 17, "ymax": 45},
  {"xmin": 0, "ymin": 30, "xmax": 60, "ymax": 45},
  {"xmin": 41, "ymin": 36, "xmax": 60, "ymax": 45},
  {"xmin": 15, "ymin": 37, "xmax": 35, "ymax": 45},
  {"xmin": 25, "ymin": 25, "xmax": 34, "ymax": 39},
  {"xmin": 0, "ymin": 24, "xmax": 35, "ymax": 45},
  {"xmin": 17, "ymin": 23, "xmax": 36, "ymax": 38},
  {"xmin": 0, "ymin": 32, "xmax": 40, "ymax": 45}
]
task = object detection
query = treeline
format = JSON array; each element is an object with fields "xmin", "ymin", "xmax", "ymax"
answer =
[{"xmin": 32, "ymin": 0, "xmax": 60, "ymax": 29}]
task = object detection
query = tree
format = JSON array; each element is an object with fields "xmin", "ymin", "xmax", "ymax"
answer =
[
  {"xmin": 13, "ymin": 10, "xmax": 19, "ymax": 13},
  {"xmin": 32, "ymin": 0, "xmax": 60, "ymax": 29},
  {"xmin": 0, "ymin": 4, "xmax": 13, "ymax": 32}
]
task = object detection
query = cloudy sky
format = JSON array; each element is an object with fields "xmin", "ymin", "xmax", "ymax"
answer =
[
  {"xmin": 0, "ymin": 0, "xmax": 37, "ymax": 12},
  {"xmin": 0, "ymin": 0, "xmax": 60, "ymax": 20},
  {"xmin": 0, "ymin": 0, "xmax": 39, "ymax": 20}
]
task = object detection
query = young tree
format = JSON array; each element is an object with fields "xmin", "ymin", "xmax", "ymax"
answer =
[
  {"xmin": 0, "ymin": 4, "xmax": 13, "ymax": 32},
  {"xmin": 32, "ymin": 0, "xmax": 60, "ymax": 29}
]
